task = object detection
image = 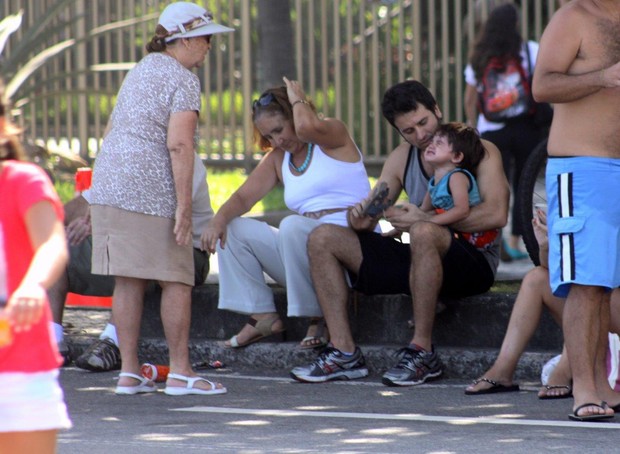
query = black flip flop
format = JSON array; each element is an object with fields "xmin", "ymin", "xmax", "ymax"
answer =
[
  {"xmin": 464, "ymin": 377, "xmax": 520, "ymax": 395},
  {"xmin": 568, "ymin": 402, "xmax": 615, "ymax": 422},
  {"xmin": 538, "ymin": 384, "xmax": 573, "ymax": 400}
]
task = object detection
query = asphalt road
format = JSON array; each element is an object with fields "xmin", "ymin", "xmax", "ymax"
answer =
[{"xmin": 57, "ymin": 366, "xmax": 620, "ymax": 454}]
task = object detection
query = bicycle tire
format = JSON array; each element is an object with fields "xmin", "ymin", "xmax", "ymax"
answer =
[{"xmin": 515, "ymin": 138, "xmax": 548, "ymax": 266}]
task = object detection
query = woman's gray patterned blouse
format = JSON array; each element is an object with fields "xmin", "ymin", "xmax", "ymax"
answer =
[{"xmin": 90, "ymin": 52, "xmax": 201, "ymax": 219}]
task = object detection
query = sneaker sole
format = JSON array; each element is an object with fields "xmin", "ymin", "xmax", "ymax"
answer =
[
  {"xmin": 290, "ymin": 368, "xmax": 369, "ymax": 383},
  {"xmin": 381, "ymin": 369, "xmax": 443, "ymax": 387}
]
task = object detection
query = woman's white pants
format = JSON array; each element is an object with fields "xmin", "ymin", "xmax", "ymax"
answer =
[{"xmin": 217, "ymin": 215, "xmax": 323, "ymax": 317}]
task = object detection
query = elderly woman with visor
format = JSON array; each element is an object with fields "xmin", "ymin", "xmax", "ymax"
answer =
[
  {"xmin": 89, "ymin": 2, "xmax": 231, "ymax": 396},
  {"xmin": 202, "ymin": 77, "xmax": 376, "ymax": 349}
]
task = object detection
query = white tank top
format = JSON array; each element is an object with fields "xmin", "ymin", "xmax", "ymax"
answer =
[{"xmin": 282, "ymin": 144, "xmax": 371, "ymax": 226}]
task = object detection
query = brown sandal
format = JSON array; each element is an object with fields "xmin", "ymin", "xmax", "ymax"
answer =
[{"xmin": 225, "ymin": 315, "xmax": 286, "ymax": 348}]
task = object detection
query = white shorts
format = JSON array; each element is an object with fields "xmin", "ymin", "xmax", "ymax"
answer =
[{"xmin": 0, "ymin": 370, "xmax": 72, "ymax": 432}]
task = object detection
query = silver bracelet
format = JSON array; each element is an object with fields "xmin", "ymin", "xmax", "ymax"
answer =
[{"xmin": 292, "ymin": 99, "xmax": 310, "ymax": 108}]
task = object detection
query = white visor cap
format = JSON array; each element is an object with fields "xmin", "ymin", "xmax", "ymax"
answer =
[{"xmin": 159, "ymin": 2, "xmax": 233, "ymax": 43}]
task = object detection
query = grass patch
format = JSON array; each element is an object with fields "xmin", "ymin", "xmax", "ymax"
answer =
[
  {"xmin": 206, "ymin": 168, "xmax": 286, "ymax": 214},
  {"xmin": 206, "ymin": 171, "xmax": 384, "ymax": 214},
  {"xmin": 490, "ymin": 280, "xmax": 522, "ymax": 294},
  {"xmin": 55, "ymin": 181, "xmax": 75, "ymax": 204},
  {"xmin": 54, "ymin": 169, "xmax": 386, "ymax": 215},
  {"xmin": 54, "ymin": 169, "xmax": 288, "ymax": 214}
]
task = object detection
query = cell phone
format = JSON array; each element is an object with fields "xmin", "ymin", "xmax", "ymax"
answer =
[{"xmin": 362, "ymin": 182, "xmax": 392, "ymax": 218}]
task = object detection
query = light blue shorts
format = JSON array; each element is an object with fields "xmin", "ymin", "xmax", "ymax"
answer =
[{"xmin": 546, "ymin": 156, "xmax": 620, "ymax": 297}]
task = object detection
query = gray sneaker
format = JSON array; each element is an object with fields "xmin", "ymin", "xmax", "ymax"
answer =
[
  {"xmin": 290, "ymin": 346, "xmax": 369, "ymax": 383},
  {"xmin": 75, "ymin": 338, "xmax": 121, "ymax": 372},
  {"xmin": 382, "ymin": 345, "xmax": 443, "ymax": 386}
]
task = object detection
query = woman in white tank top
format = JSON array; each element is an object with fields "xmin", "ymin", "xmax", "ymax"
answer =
[{"xmin": 201, "ymin": 77, "xmax": 372, "ymax": 349}]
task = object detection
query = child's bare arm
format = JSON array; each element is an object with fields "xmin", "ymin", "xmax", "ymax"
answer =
[{"xmin": 427, "ymin": 172, "xmax": 471, "ymax": 226}]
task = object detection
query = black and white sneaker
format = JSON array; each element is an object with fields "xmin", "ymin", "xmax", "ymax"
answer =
[
  {"xmin": 382, "ymin": 345, "xmax": 443, "ymax": 386},
  {"xmin": 75, "ymin": 338, "xmax": 121, "ymax": 372},
  {"xmin": 290, "ymin": 346, "xmax": 369, "ymax": 383}
]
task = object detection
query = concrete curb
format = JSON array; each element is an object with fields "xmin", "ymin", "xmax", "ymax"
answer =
[{"xmin": 66, "ymin": 335, "xmax": 557, "ymax": 382}]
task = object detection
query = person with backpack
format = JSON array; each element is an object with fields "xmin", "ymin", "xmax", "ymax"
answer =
[{"xmin": 464, "ymin": 3, "xmax": 543, "ymax": 261}]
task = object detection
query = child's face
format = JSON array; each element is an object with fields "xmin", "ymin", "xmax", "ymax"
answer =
[{"xmin": 424, "ymin": 133, "xmax": 460, "ymax": 167}]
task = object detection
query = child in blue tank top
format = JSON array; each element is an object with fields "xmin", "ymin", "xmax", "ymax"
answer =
[{"xmin": 420, "ymin": 122, "xmax": 498, "ymax": 249}]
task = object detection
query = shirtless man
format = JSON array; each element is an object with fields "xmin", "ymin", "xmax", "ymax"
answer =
[
  {"xmin": 532, "ymin": 0, "xmax": 620, "ymax": 421},
  {"xmin": 290, "ymin": 81, "xmax": 509, "ymax": 385}
]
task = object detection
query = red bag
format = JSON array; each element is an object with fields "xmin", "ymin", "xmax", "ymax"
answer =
[{"xmin": 477, "ymin": 55, "xmax": 533, "ymax": 122}]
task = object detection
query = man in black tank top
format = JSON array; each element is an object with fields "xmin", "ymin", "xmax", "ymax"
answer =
[{"xmin": 290, "ymin": 81, "xmax": 509, "ymax": 386}]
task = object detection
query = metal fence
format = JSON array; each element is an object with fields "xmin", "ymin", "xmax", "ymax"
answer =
[{"xmin": 2, "ymin": 0, "xmax": 561, "ymax": 169}]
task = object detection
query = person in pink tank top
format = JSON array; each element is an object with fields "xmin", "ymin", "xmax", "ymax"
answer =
[{"xmin": 0, "ymin": 78, "xmax": 72, "ymax": 453}]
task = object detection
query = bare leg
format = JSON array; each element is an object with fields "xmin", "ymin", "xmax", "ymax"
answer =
[
  {"xmin": 299, "ymin": 317, "xmax": 330, "ymax": 348},
  {"xmin": 218, "ymin": 218, "xmax": 286, "ymax": 346},
  {"xmin": 605, "ymin": 289, "xmax": 620, "ymax": 407},
  {"xmin": 47, "ymin": 270, "xmax": 69, "ymax": 325},
  {"xmin": 539, "ymin": 345, "xmax": 573, "ymax": 398},
  {"xmin": 611, "ymin": 289, "xmax": 620, "ymax": 334},
  {"xmin": 508, "ymin": 234, "xmax": 522, "ymax": 251},
  {"xmin": 466, "ymin": 266, "xmax": 559, "ymax": 392},
  {"xmin": 408, "ymin": 222, "xmax": 452, "ymax": 351},
  {"xmin": 223, "ymin": 312, "xmax": 284, "ymax": 347},
  {"xmin": 564, "ymin": 285, "xmax": 613, "ymax": 417},
  {"xmin": 536, "ymin": 290, "xmax": 618, "ymax": 400},
  {"xmin": 113, "ymin": 276, "xmax": 147, "ymax": 387},
  {"xmin": 594, "ymin": 293, "xmax": 620, "ymax": 405},
  {"xmin": 160, "ymin": 281, "xmax": 225, "ymax": 391},
  {"xmin": 160, "ymin": 281, "xmax": 192, "ymax": 374},
  {"xmin": 307, "ymin": 224, "xmax": 364, "ymax": 354},
  {"xmin": 0, "ymin": 430, "xmax": 58, "ymax": 454}
]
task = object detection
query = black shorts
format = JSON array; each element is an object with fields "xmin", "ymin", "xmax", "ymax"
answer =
[{"xmin": 349, "ymin": 231, "xmax": 494, "ymax": 298}]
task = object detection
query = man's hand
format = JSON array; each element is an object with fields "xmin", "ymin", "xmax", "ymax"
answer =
[
  {"xmin": 381, "ymin": 228, "xmax": 403, "ymax": 240},
  {"xmin": 384, "ymin": 203, "xmax": 429, "ymax": 233},
  {"xmin": 361, "ymin": 182, "xmax": 392, "ymax": 218},
  {"xmin": 65, "ymin": 214, "xmax": 91, "ymax": 246}
]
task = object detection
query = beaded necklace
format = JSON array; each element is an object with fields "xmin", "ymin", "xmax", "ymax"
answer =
[{"xmin": 289, "ymin": 143, "xmax": 313, "ymax": 173}]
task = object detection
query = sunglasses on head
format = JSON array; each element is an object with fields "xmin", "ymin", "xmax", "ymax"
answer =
[{"xmin": 252, "ymin": 92, "xmax": 274, "ymax": 110}]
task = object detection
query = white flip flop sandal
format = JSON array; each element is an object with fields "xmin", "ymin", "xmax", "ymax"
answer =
[
  {"xmin": 164, "ymin": 373, "xmax": 227, "ymax": 396},
  {"xmin": 115, "ymin": 372, "xmax": 157, "ymax": 395}
]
